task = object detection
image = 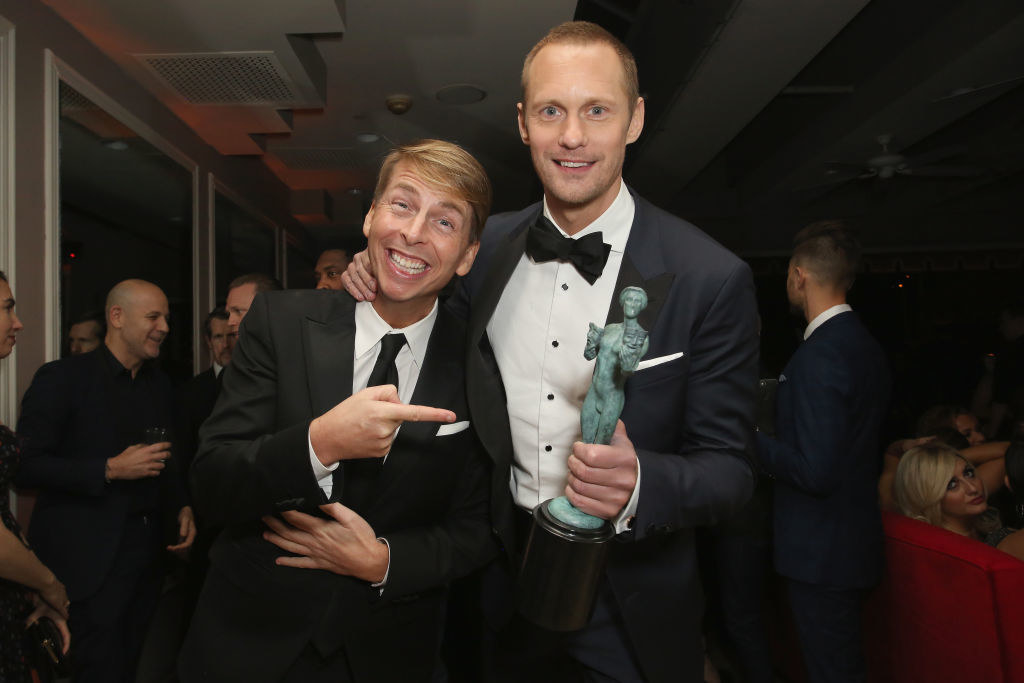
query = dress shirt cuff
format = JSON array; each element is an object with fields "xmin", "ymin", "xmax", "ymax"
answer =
[
  {"xmin": 308, "ymin": 429, "xmax": 339, "ymax": 481},
  {"xmin": 370, "ymin": 538, "xmax": 391, "ymax": 594},
  {"xmin": 613, "ymin": 455, "xmax": 641, "ymax": 534}
]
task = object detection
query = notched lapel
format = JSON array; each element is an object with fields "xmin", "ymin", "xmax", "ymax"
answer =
[{"xmin": 302, "ymin": 312, "xmax": 355, "ymax": 417}]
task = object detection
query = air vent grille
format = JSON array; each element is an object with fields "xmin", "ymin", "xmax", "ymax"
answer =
[{"xmin": 135, "ymin": 51, "xmax": 301, "ymax": 106}]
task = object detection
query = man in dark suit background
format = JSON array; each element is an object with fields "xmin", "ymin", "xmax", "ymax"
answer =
[
  {"xmin": 757, "ymin": 221, "xmax": 891, "ymax": 683},
  {"xmin": 17, "ymin": 279, "xmax": 195, "ymax": 683},
  {"xmin": 178, "ymin": 139, "xmax": 496, "ymax": 683},
  {"xmin": 179, "ymin": 306, "xmax": 232, "ymax": 475},
  {"xmin": 344, "ymin": 21, "xmax": 758, "ymax": 683}
]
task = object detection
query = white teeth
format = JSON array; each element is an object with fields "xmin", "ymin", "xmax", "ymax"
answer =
[
  {"xmin": 559, "ymin": 161, "xmax": 589, "ymax": 168},
  {"xmin": 389, "ymin": 251, "xmax": 427, "ymax": 273}
]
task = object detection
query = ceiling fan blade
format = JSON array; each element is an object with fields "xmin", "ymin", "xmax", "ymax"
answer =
[
  {"xmin": 904, "ymin": 145, "xmax": 968, "ymax": 167},
  {"xmin": 898, "ymin": 165, "xmax": 984, "ymax": 177},
  {"xmin": 931, "ymin": 75, "xmax": 1024, "ymax": 103}
]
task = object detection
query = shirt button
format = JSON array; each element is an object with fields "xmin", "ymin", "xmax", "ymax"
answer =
[
  {"xmin": 544, "ymin": 445, "xmax": 552, "ymax": 452},
  {"xmin": 551, "ymin": 340, "xmax": 559, "ymax": 348},
  {"xmin": 547, "ymin": 393, "xmax": 554, "ymax": 400},
  {"xmin": 561, "ymin": 283, "xmax": 568, "ymax": 291}
]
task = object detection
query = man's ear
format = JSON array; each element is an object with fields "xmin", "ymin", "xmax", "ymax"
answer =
[
  {"xmin": 455, "ymin": 240, "xmax": 481, "ymax": 277},
  {"xmin": 108, "ymin": 306, "xmax": 123, "ymax": 330},
  {"xmin": 626, "ymin": 97, "xmax": 645, "ymax": 144},
  {"xmin": 362, "ymin": 202, "xmax": 376, "ymax": 238},
  {"xmin": 517, "ymin": 102, "xmax": 530, "ymax": 146}
]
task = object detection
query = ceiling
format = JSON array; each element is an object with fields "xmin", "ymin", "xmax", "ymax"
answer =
[{"xmin": 41, "ymin": 0, "xmax": 1024, "ymax": 259}]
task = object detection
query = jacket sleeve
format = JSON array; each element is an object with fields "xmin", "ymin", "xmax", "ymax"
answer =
[
  {"xmin": 16, "ymin": 362, "xmax": 108, "ymax": 496},
  {"xmin": 189, "ymin": 294, "xmax": 324, "ymax": 525},
  {"xmin": 629, "ymin": 260, "xmax": 758, "ymax": 540}
]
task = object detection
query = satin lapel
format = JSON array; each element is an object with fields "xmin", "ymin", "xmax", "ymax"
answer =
[
  {"xmin": 604, "ymin": 196, "xmax": 674, "ymax": 332},
  {"xmin": 371, "ymin": 309, "xmax": 464, "ymax": 504},
  {"xmin": 302, "ymin": 298, "xmax": 356, "ymax": 417},
  {"xmin": 468, "ymin": 216, "xmax": 532, "ymax": 344}
]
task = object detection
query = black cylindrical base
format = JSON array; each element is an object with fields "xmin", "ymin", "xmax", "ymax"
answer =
[{"xmin": 516, "ymin": 500, "xmax": 614, "ymax": 632}]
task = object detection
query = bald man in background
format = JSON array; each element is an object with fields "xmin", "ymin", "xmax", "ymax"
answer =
[{"xmin": 18, "ymin": 279, "xmax": 195, "ymax": 683}]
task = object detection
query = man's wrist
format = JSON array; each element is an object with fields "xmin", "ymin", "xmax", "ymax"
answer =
[{"xmin": 104, "ymin": 459, "xmax": 114, "ymax": 483}]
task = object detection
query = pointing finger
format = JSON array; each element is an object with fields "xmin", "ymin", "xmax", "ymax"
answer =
[{"xmin": 381, "ymin": 402, "xmax": 456, "ymax": 425}]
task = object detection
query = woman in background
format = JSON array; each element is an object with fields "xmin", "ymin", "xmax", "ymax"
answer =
[
  {"xmin": 0, "ymin": 271, "xmax": 70, "ymax": 680},
  {"xmin": 893, "ymin": 441, "xmax": 1024, "ymax": 561}
]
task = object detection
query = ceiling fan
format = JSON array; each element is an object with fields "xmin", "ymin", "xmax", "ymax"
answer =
[{"xmin": 814, "ymin": 134, "xmax": 984, "ymax": 186}]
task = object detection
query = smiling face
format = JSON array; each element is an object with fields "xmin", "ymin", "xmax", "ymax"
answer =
[
  {"xmin": 941, "ymin": 457, "xmax": 988, "ymax": 530},
  {"xmin": 0, "ymin": 279, "xmax": 23, "ymax": 359},
  {"xmin": 517, "ymin": 42, "xmax": 644, "ymax": 233},
  {"xmin": 363, "ymin": 160, "xmax": 479, "ymax": 328},
  {"xmin": 110, "ymin": 284, "xmax": 169, "ymax": 366}
]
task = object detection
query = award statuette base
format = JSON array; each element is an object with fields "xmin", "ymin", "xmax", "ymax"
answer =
[{"xmin": 516, "ymin": 498, "xmax": 614, "ymax": 632}]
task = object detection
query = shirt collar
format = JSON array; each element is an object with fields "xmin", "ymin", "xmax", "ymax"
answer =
[
  {"xmin": 100, "ymin": 343, "xmax": 143, "ymax": 377},
  {"xmin": 354, "ymin": 299, "xmax": 438, "ymax": 368},
  {"xmin": 804, "ymin": 303, "xmax": 852, "ymax": 340},
  {"xmin": 212, "ymin": 362, "xmax": 224, "ymax": 378},
  {"xmin": 542, "ymin": 179, "xmax": 633, "ymax": 253}
]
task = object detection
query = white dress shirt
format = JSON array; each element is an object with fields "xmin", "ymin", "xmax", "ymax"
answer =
[
  {"xmin": 212, "ymin": 362, "xmax": 224, "ymax": 378},
  {"xmin": 488, "ymin": 181, "xmax": 640, "ymax": 533},
  {"xmin": 803, "ymin": 303, "xmax": 852, "ymax": 340},
  {"xmin": 308, "ymin": 300, "xmax": 438, "ymax": 496}
]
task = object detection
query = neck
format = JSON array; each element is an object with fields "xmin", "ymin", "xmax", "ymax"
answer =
[
  {"xmin": 371, "ymin": 297, "xmax": 435, "ymax": 330},
  {"xmin": 545, "ymin": 180, "xmax": 622, "ymax": 236},
  {"xmin": 105, "ymin": 335, "xmax": 143, "ymax": 377},
  {"xmin": 803, "ymin": 289, "xmax": 847, "ymax": 325},
  {"xmin": 943, "ymin": 517, "xmax": 976, "ymax": 538}
]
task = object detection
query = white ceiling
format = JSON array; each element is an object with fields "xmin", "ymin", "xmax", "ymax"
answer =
[{"xmin": 42, "ymin": 0, "xmax": 1024, "ymax": 257}]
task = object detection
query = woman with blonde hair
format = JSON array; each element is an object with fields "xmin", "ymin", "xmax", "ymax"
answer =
[{"xmin": 893, "ymin": 441, "xmax": 1024, "ymax": 560}]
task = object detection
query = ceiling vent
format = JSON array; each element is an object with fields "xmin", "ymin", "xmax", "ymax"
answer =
[
  {"xmin": 272, "ymin": 147, "xmax": 367, "ymax": 171},
  {"xmin": 135, "ymin": 51, "xmax": 303, "ymax": 106}
]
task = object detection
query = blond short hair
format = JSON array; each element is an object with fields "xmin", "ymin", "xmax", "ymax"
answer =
[
  {"xmin": 374, "ymin": 139, "xmax": 492, "ymax": 243},
  {"xmin": 521, "ymin": 21, "xmax": 639, "ymax": 111}
]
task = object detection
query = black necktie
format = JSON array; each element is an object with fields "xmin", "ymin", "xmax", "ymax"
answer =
[
  {"xmin": 367, "ymin": 333, "xmax": 407, "ymax": 391},
  {"xmin": 335, "ymin": 332, "xmax": 408, "ymax": 502},
  {"xmin": 525, "ymin": 214, "xmax": 611, "ymax": 285}
]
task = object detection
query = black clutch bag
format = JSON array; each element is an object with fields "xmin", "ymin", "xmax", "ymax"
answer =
[{"xmin": 24, "ymin": 616, "xmax": 70, "ymax": 681}]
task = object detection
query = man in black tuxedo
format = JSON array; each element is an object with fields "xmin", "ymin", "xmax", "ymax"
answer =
[
  {"xmin": 757, "ymin": 221, "xmax": 891, "ymax": 683},
  {"xmin": 17, "ymin": 279, "xmax": 195, "ymax": 683},
  {"xmin": 178, "ymin": 140, "xmax": 496, "ymax": 683},
  {"xmin": 344, "ymin": 21, "xmax": 758, "ymax": 683},
  {"xmin": 180, "ymin": 306, "xmax": 232, "ymax": 474}
]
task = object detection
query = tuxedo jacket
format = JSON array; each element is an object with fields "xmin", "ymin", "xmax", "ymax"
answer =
[
  {"xmin": 451, "ymin": 189, "xmax": 759, "ymax": 683},
  {"xmin": 179, "ymin": 290, "xmax": 493, "ymax": 683},
  {"xmin": 15, "ymin": 348, "xmax": 187, "ymax": 600},
  {"xmin": 758, "ymin": 311, "xmax": 891, "ymax": 588}
]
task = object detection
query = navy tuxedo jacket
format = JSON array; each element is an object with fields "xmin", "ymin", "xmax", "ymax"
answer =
[
  {"xmin": 181, "ymin": 291, "xmax": 494, "ymax": 682},
  {"xmin": 758, "ymin": 310, "xmax": 891, "ymax": 588},
  {"xmin": 452, "ymin": 189, "xmax": 759, "ymax": 683}
]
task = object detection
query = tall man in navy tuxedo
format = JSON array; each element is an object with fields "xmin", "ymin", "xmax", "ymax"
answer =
[
  {"xmin": 344, "ymin": 21, "xmax": 759, "ymax": 683},
  {"xmin": 757, "ymin": 221, "xmax": 891, "ymax": 683}
]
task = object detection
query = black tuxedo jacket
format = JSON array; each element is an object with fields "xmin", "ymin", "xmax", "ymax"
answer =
[
  {"xmin": 179, "ymin": 290, "xmax": 493, "ymax": 683},
  {"xmin": 15, "ymin": 348, "xmax": 187, "ymax": 600},
  {"xmin": 451, "ymin": 189, "xmax": 759, "ymax": 683},
  {"xmin": 758, "ymin": 310, "xmax": 891, "ymax": 588}
]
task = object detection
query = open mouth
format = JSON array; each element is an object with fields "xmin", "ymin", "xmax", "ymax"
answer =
[{"xmin": 388, "ymin": 249, "xmax": 428, "ymax": 275}]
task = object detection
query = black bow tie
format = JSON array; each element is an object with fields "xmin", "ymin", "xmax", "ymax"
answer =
[{"xmin": 525, "ymin": 214, "xmax": 611, "ymax": 285}]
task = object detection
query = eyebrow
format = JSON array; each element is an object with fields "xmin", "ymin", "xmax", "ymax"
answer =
[{"xmin": 391, "ymin": 182, "xmax": 467, "ymax": 219}]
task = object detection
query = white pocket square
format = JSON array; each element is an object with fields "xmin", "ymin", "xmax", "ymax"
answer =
[
  {"xmin": 436, "ymin": 421, "xmax": 470, "ymax": 436},
  {"xmin": 636, "ymin": 351, "xmax": 685, "ymax": 371}
]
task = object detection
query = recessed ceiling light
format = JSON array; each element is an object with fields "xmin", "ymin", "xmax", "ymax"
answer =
[
  {"xmin": 356, "ymin": 133, "xmax": 379, "ymax": 144},
  {"xmin": 103, "ymin": 140, "xmax": 129, "ymax": 151},
  {"xmin": 436, "ymin": 84, "xmax": 487, "ymax": 105}
]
